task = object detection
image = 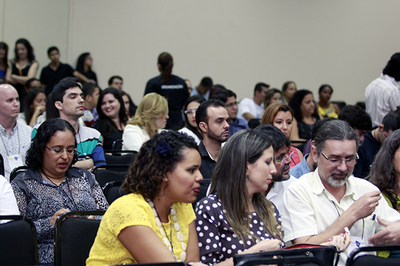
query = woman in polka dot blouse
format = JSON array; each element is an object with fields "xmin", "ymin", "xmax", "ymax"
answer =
[{"xmin": 195, "ymin": 129, "xmax": 283, "ymax": 266}]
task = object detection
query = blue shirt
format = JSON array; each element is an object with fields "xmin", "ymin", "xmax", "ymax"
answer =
[
  {"xmin": 290, "ymin": 153, "xmax": 311, "ymax": 179},
  {"xmin": 228, "ymin": 118, "xmax": 248, "ymax": 137}
]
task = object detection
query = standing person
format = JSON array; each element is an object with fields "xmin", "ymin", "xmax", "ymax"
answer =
[
  {"xmin": 40, "ymin": 46, "xmax": 88, "ymax": 96},
  {"xmin": 122, "ymin": 93, "xmax": 169, "ymax": 152},
  {"xmin": 0, "ymin": 42, "xmax": 10, "ymax": 81},
  {"xmin": 144, "ymin": 52, "xmax": 189, "ymax": 131},
  {"xmin": 281, "ymin": 81, "xmax": 297, "ymax": 104},
  {"xmin": 179, "ymin": 95, "xmax": 206, "ymax": 145},
  {"xmin": 76, "ymin": 52, "xmax": 97, "ymax": 83},
  {"xmin": 366, "ymin": 52, "xmax": 400, "ymax": 127},
  {"xmin": 6, "ymin": 38, "xmax": 39, "ymax": 111},
  {"xmin": 87, "ymin": 131, "xmax": 203, "ymax": 265},
  {"xmin": 0, "ymin": 84, "xmax": 32, "ymax": 181},
  {"xmin": 93, "ymin": 88, "xmax": 128, "ymax": 150},
  {"xmin": 11, "ymin": 118, "xmax": 108, "ymax": 265},
  {"xmin": 317, "ymin": 84, "xmax": 340, "ymax": 118}
]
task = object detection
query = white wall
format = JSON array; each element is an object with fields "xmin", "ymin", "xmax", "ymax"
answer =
[{"xmin": 2, "ymin": 0, "xmax": 400, "ymax": 105}]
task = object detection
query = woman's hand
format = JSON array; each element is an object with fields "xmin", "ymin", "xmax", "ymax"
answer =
[
  {"xmin": 321, "ymin": 232, "xmax": 350, "ymax": 252},
  {"xmin": 50, "ymin": 208, "xmax": 70, "ymax": 226},
  {"xmin": 245, "ymin": 239, "xmax": 282, "ymax": 254},
  {"xmin": 33, "ymin": 105, "xmax": 45, "ymax": 116}
]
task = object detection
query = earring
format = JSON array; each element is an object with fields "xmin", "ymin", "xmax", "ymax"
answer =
[
  {"xmin": 163, "ymin": 177, "xmax": 168, "ymax": 182},
  {"xmin": 246, "ymin": 173, "xmax": 249, "ymax": 181}
]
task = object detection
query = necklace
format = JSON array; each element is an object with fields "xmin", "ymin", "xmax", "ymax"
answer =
[
  {"xmin": 42, "ymin": 171, "xmax": 63, "ymax": 186},
  {"xmin": 146, "ymin": 199, "xmax": 187, "ymax": 262}
]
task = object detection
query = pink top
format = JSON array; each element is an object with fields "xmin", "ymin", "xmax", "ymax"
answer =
[{"xmin": 289, "ymin": 147, "xmax": 301, "ymax": 168}]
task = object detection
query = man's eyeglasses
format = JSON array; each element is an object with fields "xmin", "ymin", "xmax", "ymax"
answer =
[
  {"xmin": 184, "ymin": 109, "xmax": 197, "ymax": 115},
  {"xmin": 276, "ymin": 151, "xmax": 293, "ymax": 164},
  {"xmin": 320, "ymin": 151, "xmax": 358, "ymax": 166},
  {"xmin": 225, "ymin": 102, "xmax": 238, "ymax": 108},
  {"xmin": 46, "ymin": 146, "xmax": 77, "ymax": 155}
]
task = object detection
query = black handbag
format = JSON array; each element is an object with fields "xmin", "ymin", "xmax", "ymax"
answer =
[{"xmin": 233, "ymin": 244, "xmax": 339, "ymax": 266}]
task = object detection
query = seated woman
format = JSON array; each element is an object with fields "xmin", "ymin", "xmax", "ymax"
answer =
[
  {"xmin": 122, "ymin": 93, "xmax": 169, "ymax": 151},
  {"xmin": 179, "ymin": 95, "xmax": 206, "ymax": 145},
  {"xmin": 264, "ymin": 88, "xmax": 282, "ymax": 108},
  {"xmin": 261, "ymin": 102, "xmax": 303, "ymax": 167},
  {"xmin": 281, "ymin": 81, "xmax": 297, "ymax": 104},
  {"xmin": 289, "ymin": 89, "xmax": 322, "ymax": 145},
  {"xmin": 317, "ymin": 84, "xmax": 340, "ymax": 118},
  {"xmin": 92, "ymin": 88, "xmax": 128, "ymax": 150},
  {"xmin": 11, "ymin": 118, "xmax": 109, "ymax": 265},
  {"xmin": 20, "ymin": 87, "xmax": 46, "ymax": 127},
  {"xmin": 87, "ymin": 131, "xmax": 203, "ymax": 265}
]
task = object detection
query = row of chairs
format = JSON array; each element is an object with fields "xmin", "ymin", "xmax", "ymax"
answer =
[{"xmin": 1, "ymin": 211, "xmax": 399, "ymax": 266}]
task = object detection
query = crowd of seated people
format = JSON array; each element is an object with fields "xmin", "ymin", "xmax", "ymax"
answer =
[{"xmin": 2, "ymin": 40, "xmax": 400, "ymax": 265}]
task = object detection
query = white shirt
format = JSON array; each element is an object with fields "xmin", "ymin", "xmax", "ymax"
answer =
[
  {"xmin": 237, "ymin": 98, "xmax": 264, "ymax": 121},
  {"xmin": 282, "ymin": 169, "xmax": 400, "ymax": 266},
  {"xmin": 122, "ymin": 124, "xmax": 150, "ymax": 152},
  {"xmin": 0, "ymin": 175, "xmax": 19, "ymax": 219},
  {"xmin": 178, "ymin": 127, "xmax": 201, "ymax": 145},
  {"xmin": 266, "ymin": 175, "xmax": 296, "ymax": 215},
  {"xmin": 365, "ymin": 74, "xmax": 400, "ymax": 127}
]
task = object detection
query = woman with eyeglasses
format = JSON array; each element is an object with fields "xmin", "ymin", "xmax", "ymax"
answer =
[
  {"xmin": 11, "ymin": 118, "xmax": 109, "ymax": 265},
  {"xmin": 179, "ymin": 95, "xmax": 206, "ymax": 145},
  {"xmin": 261, "ymin": 103, "xmax": 303, "ymax": 168}
]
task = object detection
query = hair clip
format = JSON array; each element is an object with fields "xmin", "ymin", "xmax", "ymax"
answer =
[{"xmin": 156, "ymin": 141, "xmax": 171, "ymax": 156}]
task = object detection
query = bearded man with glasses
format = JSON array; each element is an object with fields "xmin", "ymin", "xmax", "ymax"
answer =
[{"xmin": 282, "ymin": 119, "xmax": 400, "ymax": 266}]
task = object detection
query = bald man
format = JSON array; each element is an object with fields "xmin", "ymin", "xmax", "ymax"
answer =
[{"xmin": 0, "ymin": 84, "xmax": 32, "ymax": 181}]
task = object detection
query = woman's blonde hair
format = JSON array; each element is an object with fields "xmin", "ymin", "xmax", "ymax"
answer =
[{"xmin": 129, "ymin": 93, "xmax": 168, "ymax": 136}]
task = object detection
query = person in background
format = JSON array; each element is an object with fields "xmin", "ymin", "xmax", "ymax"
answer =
[
  {"xmin": 281, "ymin": 81, "xmax": 297, "ymax": 104},
  {"xmin": 6, "ymin": 38, "xmax": 39, "ymax": 111},
  {"xmin": 261, "ymin": 103, "xmax": 303, "ymax": 167},
  {"xmin": 93, "ymin": 88, "xmax": 128, "ymax": 150},
  {"xmin": 25, "ymin": 78, "xmax": 42, "ymax": 91},
  {"xmin": 317, "ymin": 84, "xmax": 340, "ymax": 118},
  {"xmin": 338, "ymin": 105, "xmax": 372, "ymax": 143},
  {"xmin": 40, "ymin": 46, "xmax": 88, "ymax": 96},
  {"xmin": 264, "ymin": 88, "xmax": 282, "ymax": 108},
  {"xmin": 76, "ymin": 52, "xmax": 97, "ymax": 83},
  {"xmin": 237, "ymin": 83, "xmax": 268, "ymax": 122},
  {"xmin": 353, "ymin": 110, "xmax": 400, "ymax": 178},
  {"xmin": 87, "ymin": 131, "xmax": 202, "ymax": 265},
  {"xmin": 108, "ymin": 75, "xmax": 137, "ymax": 117},
  {"xmin": 0, "ymin": 174, "xmax": 19, "ymax": 218},
  {"xmin": 179, "ymin": 95, "xmax": 206, "ymax": 145},
  {"xmin": 82, "ymin": 82, "xmax": 100, "ymax": 127},
  {"xmin": 22, "ymin": 87, "xmax": 46, "ymax": 127},
  {"xmin": 0, "ymin": 84, "xmax": 32, "ymax": 181},
  {"xmin": 0, "ymin": 42, "xmax": 10, "ymax": 81},
  {"xmin": 212, "ymin": 88, "xmax": 248, "ymax": 137},
  {"xmin": 289, "ymin": 90, "xmax": 321, "ymax": 146},
  {"xmin": 185, "ymin": 79, "xmax": 193, "ymax": 94},
  {"xmin": 123, "ymin": 93, "xmax": 169, "ymax": 152},
  {"xmin": 121, "ymin": 91, "xmax": 132, "ymax": 118},
  {"xmin": 12, "ymin": 118, "xmax": 108, "ymax": 265},
  {"xmin": 191, "ymin": 77, "xmax": 214, "ymax": 100},
  {"xmin": 144, "ymin": 52, "xmax": 188, "ymax": 131}
]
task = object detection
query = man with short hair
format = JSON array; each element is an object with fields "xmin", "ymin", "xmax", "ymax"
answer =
[
  {"xmin": 282, "ymin": 120, "xmax": 400, "ymax": 266},
  {"xmin": 211, "ymin": 89, "xmax": 248, "ymax": 137},
  {"xmin": 191, "ymin": 77, "xmax": 213, "ymax": 100},
  {"xmin": 40, "ymin": 46, "xmax": 88, "ymax": 96},
  {"xmin": 82, "ymin": 83, "xmax": 100, "ymax": 127},
  {"xmin": 238, "ymin": 82, "xmax": 269, "ymax": 121},
  {"xmin": 254, "ymin": 124, "xmax": 295, "ymax": 213},
  {"xmin": 108, "ymin": 75, "xmax": 137, "ymax": 117},
  {"xmin": 37, "ymin": 79, "xmax": 106, "ymax": 170},
  {"xmin": 353, "ymin": 110, "xmax": 400, "ymax": 178},
  {"xmin": 0, "ymin": 84, "xmax": 32, "ymax": 181},
  {"xmin": 196, "ymin": 99, "xmax": 230, "ymax": 201},
  {"xmin": 365, "ymin": 52, "xmax": 400, "ymax": 127},
  {"xmin": 338, "ymin": 105, "xmax": 372, "ymax": 143}
]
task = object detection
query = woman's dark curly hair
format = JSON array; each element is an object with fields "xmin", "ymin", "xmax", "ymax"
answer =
[
  {"xmin": 26, "ymin": 118, "xmax": 78, "ymax": 169},
  {"xmin": 122, "ymin": 131, "xmax": 199, "ymax": 199}
]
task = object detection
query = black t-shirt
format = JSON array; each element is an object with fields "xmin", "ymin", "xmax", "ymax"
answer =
[
  {"xmin": 40, "ymin": 63, "xmax": 75, "ymax": 95},
  {"xmin": 144, "ymin": 74, "xmax": 189, "ymax": 131},
  {"xmin": 92, "ymin": 119, "xmax": 123, "ymax": 150}
]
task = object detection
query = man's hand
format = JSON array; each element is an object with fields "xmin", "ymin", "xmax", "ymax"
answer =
[
  {"xmin": 346, "ymin": 190, "xmax": 380, "ymax": 221},
  {"xmin": 369, "ymin": 217, "xmax": 400, "ymax": 245}
]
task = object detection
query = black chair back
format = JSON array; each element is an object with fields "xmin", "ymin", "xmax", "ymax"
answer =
[
  {"xmin": 104, "ymin": 152, "xmax": 137, "ymax": 165},
  {"xmin": 102, "ymin": 180, "xmax": 126, "ymax": 204},
  {"xmin": 9, "ymin": 165, "xmax": 29, "ymax": 182},
  {"xmin": 92, "ymin": 164, "xmax": 130, "ymax": 187},
  {"xmin": 248, "ymin": 119, "xmax": 261, "ymax": 129},
  {"xmin": 112, "ymin": 139, "xmax": 123, "ymax": 150},
  {"xmin": 55, "ymin": 210, "xmax": 105, "ymax": 266},
  {"xmin": 0, "ymin": 215, "xmax": 39, "ymax": 265},
  {"xmin": 346, "ymin": 245, "xmax": 400, "ymax": 266},
  {"xmin": 0, "ymin": 153, "xmax": 4, "ymax": 177}
]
